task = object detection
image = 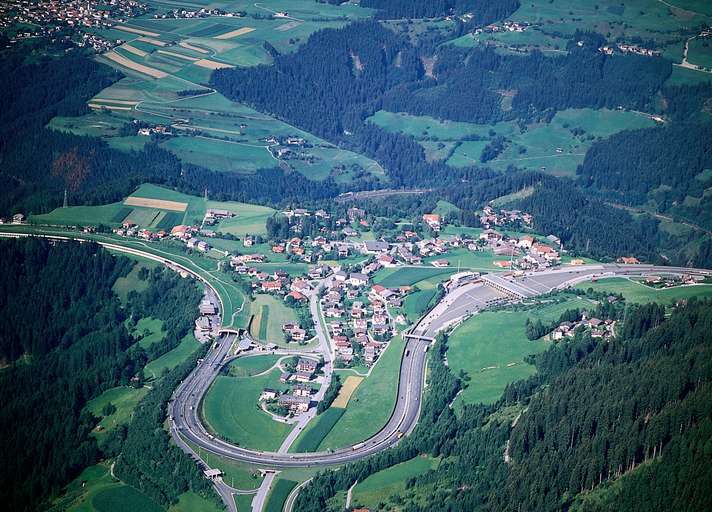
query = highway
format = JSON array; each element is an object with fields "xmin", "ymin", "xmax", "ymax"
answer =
[{"xmin": 170, "ymin": 263, "xmax": 712, "ymax": 471}]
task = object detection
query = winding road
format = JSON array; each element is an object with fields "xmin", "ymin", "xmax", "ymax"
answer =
[{"xmin": 2, "ymin": 230, "xmax": 710, "ymax": 509}]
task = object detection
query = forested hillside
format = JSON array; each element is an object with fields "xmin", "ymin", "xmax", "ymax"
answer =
[
  {"xmin": 295, "ymin": 299, "xmax": 712, "ymax": 512},
  {"xmin": 0, "ymin": 238, "xmax": 212, "ymax": 510},
  {"xmin": 361, "ymin": 0, "xmax": 520, "ymax": 23}
]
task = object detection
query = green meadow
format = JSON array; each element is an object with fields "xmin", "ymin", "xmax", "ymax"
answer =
[
  {"xmin": 575, "ymin": 277, "xmax": 712, "ymax": 304},
  {"xmin": 351, "ymin": 455, "xmax": 440, "ymax": 510},
  {"xmin": 448, "ymin": 297, "xmax": 591, "ymax": 408},
  {"xmin": 250, "ymin": 294, "xmax": 299, "ymax": 346},
  {"xmin": 369, "ymin": 108, "xmax": 656, "ymax": 177}
]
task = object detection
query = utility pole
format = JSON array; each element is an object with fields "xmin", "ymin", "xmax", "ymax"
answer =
[
  {"xmin": 204, "ymin": 188, "xmax": 208, "ymax": 201},
  {"xmin": 63, "ymin": 189, "xmax": 68, "ymax": 208}
]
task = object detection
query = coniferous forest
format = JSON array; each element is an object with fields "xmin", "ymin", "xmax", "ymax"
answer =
[
  {"xmin": 0, "ymin": 238, "xmax": 213, "ymax": 511},
  {"xmin": 294, "ymin": 299, "xmax": 712, "ymax": 512}
]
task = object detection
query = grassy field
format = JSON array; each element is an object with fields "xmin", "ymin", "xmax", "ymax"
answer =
[
  {"xmin": 687, "ymin": 37, "xmax": 712, "ymax": 69},
  {"xmin": 30, "ymin": 203, "xmax": 129, "ymax": 227},
  {"xmin": 168, "ymin": 491, "xmax": 223, "ymax": 512},
  {"xmin": 265, "ymin": 478, "xmax": 298, "ymax": 512},
  {"xmin": 574, "ymin": 278, "xmax": 712, "ymax": 304},
  {"xmin": 209, "ymin": 201, "xmax": 275, "ymax": 236},
  {"xmin": 351, "ymin": 456, "xmax": 440, "ymax": 510},
  {"xmin": 423, "ymin": 248, "xmax": 501, "ymax": 270},
  {"xmin": 92, "ymin": 486, "xmax": 163, "ymax": 512},
  {"xmin": 290, "ymin": 407, "xmax": 345, "ymax": 453},
  {"xmin": 317, "ymin": 336, "xmax": 405, "ymax": 450},
  {"xmin": 228, "ymin": 354, "xmax": 281, "ymax": 377},
  {"xmin": 369, "ymin": 108, "xmax": 656, "ymax": 177},
  {"xmin": 249, "ymin": 294, "xmax": 299, "ymax": 346},
  {"xmin": 143, "ymin": 333, "xmax": 201, "ymax": 379},
  {"xmin": 373, "ymin": 267, "xmax": 454, "ymax": 288},
  {"xmin": 85, "ymin": 386, "xmax": 148, "ymax": 443},
  {"xmin": 448, "ymin": 297, "xmax": 591, "ymax": 408},
  {"xmin": 113, "ymin": 260, "xmax": 157, "ymax": 303},
  {"xmin": 202, "ymin": 368, "xmax": 293, "ymax": 451}
]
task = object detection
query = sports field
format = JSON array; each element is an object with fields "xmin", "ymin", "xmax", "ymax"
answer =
[
  {"xmin": 574, "ymin": 277, "xmax": 712, "ymax": 304},
  {"xmin": 317, "ymin": 336, "xmax": 405, "ymax": 450},
  {"xmin": 202, "ymin": 368, "xmax": 293, "ymax": 451},
  {"xmin": 351, "ymin": 456, "xmax": 440, "ymax": 510},
  {"xmin": 448, "ymin": 297, "xmax": 590, "ymax": 408}
]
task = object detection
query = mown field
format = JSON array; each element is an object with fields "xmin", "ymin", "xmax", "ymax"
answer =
[
  {"xmin": 228, "ymin": 354, "xmax": 281, "ymax": 377},
  {"xmin": 85, "ymin": 386, "xmax": 148, "ymax": 444},
  {"xmin": 316, "ymin": 336, "xmax": 405, "ymax": 450},
  {"xmin": 249, "ymin": 294, "xmax": 299, "ymax": 346},
  {"xmin": 202, "ymin": 368, "xmax": 293, "ymax": 451},
  {"xmin": 369, "ymin": 108, "xmax": 656, "ymax": 177},
  {"xmin": 143, "ymin": 333, "xmax": 201, "ymax": 379},
  {"xmin": 574, "ymin": 277, "xmax": 712, "ymax": 304},
  {"xmin": 448, "ymin": 296, "xmax": 592, "ymax": 408},
  {"xmin": 373, "ymin": 266, "xmax": 454, "ymax": 288},
  {"xmin": 350, "ymin": 455, "xmax": 440, "ymax": 510}
]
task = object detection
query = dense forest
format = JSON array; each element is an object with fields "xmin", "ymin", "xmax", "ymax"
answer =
[
  {"xmin": 0, "ymin": 238, "xmax": 213, "ymax": 510},
  {"xmin": 295, "ymin": 298, "xmax": 712, "ymax": 512},
  {"xmin": 0, "ymin": 239, "xmax": 135, "ymax": 510}
]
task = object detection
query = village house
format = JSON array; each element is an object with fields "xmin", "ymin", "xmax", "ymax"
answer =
[
  {"xmin": 260, "ymin": 388, "xmax": 279, "ymax": 401},
  {"xmin": 278, "ymin": 394, "xmax": 310, "ymax": 413},
  {"xmin": 422, "ymin": 213, "xmax": 441, "ymax": 230},
  {"xmin": 292, "ymin": 383, "xmax": 312, "ymax": 397}
]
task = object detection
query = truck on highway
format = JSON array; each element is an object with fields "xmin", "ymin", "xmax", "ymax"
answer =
[{"xmin": 351, "ymin": 442, "xmax": 366, "ymax": 451}]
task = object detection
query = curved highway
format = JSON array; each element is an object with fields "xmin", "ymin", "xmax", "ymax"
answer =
[
  {"xmin": 2, "ymin": 231, "xmax": 708, "ymax": 469},
  {"xmin": 169, "ymin": 263, "xmax": 712, "ymax": 468}
]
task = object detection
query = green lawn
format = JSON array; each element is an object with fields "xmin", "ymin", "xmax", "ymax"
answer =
[
  {"xmin": 402, "ymin": 288, "xmax": 437, "ymax": 322},
  {"xmin": 202, "ymin": 368, "xmax": 293, "ymax": 451},
  {"xmin": 143, "ymin": 333, "xmax": 201, "ymax": 379},
  {"xmin": 92, "ymin": 486, "xmax": 163, "ymax": 512},
  {"xmin": 448, "ymin": 297, "xmax": 590, "ymax": 407},
  {"xmin": 265, "ymin": 479, "xmax": 298, "ymax": 512},
  {"xmin": 250, "ymin": 294, "xmax": 299, "ymax": 346},
  {"xmin": 132, "ymin": 317, "xmax": 165, "ymax": 349},
  {"xmin": 351, "ymin": 456, "xmax": 440, "ymax": 510},
  {"xmin": 423, "ymin": 248, "xmax": 500, "ymax": 270},
  {"xmin": 228, "ymin": 354, "xmax": 281, "ymax": 377},
  {"xmin": 85, "ymin": 386, "xmax": 148, "ymax": 442},
  {"xmin": 574, "ymin": 278, "xmax": 712, "ymax": 304},
  {"xmin": 317, "ymin": 336, "xmax": 405, "ymax": 450}
]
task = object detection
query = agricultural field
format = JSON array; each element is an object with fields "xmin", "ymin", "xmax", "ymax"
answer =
[
  {"xmin": 350, "ymin": 456, "xmax": 440, "ymax": 511},
  {"xmin": 687, "ymin": 36, "xmax": 712, "ymax": 69},
  {"xmin": 50, "ymin": 1, "xmax": 385, "ymax": 183},
  {"xmin": 574, "ymin": 277, "xmax": 712, "ymax": 304},
  {"xmin": 290, "ymin": 407, "xmax": 345, "ymax": 453},
  {"xmin": 202, "ymin": 368, "xmax": 293, "ymax": 451},
  {"xmin": 368, "ymin": 108, "xmax": 656, "ymax": 177},
  {"xmin": 445, "ymin": 0, "xmax": 712, "ymax": 61},
  {"xmin": 316, "ymin": 336, "xmax": 405, "ymax": 450},
  {"xmin": 249, "ymin": 294, "xmax": 300, "ymax": 346},
  {"xmin": 447, "ymin": 296, "xmax": 592, "ymax": 408}
]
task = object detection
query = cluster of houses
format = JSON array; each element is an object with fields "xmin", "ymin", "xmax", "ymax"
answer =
[
  {"xmin": 194, "ymin": 296, "xmax": 220, "ymax": 342},
  {"xmin": 260, "ymin": 358, "xmax": 319, "ymax": 414},
  {"xmin": 599, "ymin": 43, "xmax": 661, "ymax": 57},
  {"xmin": 474, "ymin": 20, "xmax": 530, "ymax": 34},
  {"xmin": 137, "ymin": 124, "xmax": 173, "ymax": 137},
  {"xmin": 549, "ymin": 313, "xmax": 616, "ymax": 341},
  {"xmin": 641, "ymin": 273, "xmax": 708, "ymax": 288},
  {"xmin": 479, "ymin": 205, "xmax": 533, "ymax": 230},
  {"xmin": 320, "ymin": 271, "xmax": 404, "ymax": 367},
  {"xmin": 153, "ymin": 7, "xmax": 244, "ymax": 19}
]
